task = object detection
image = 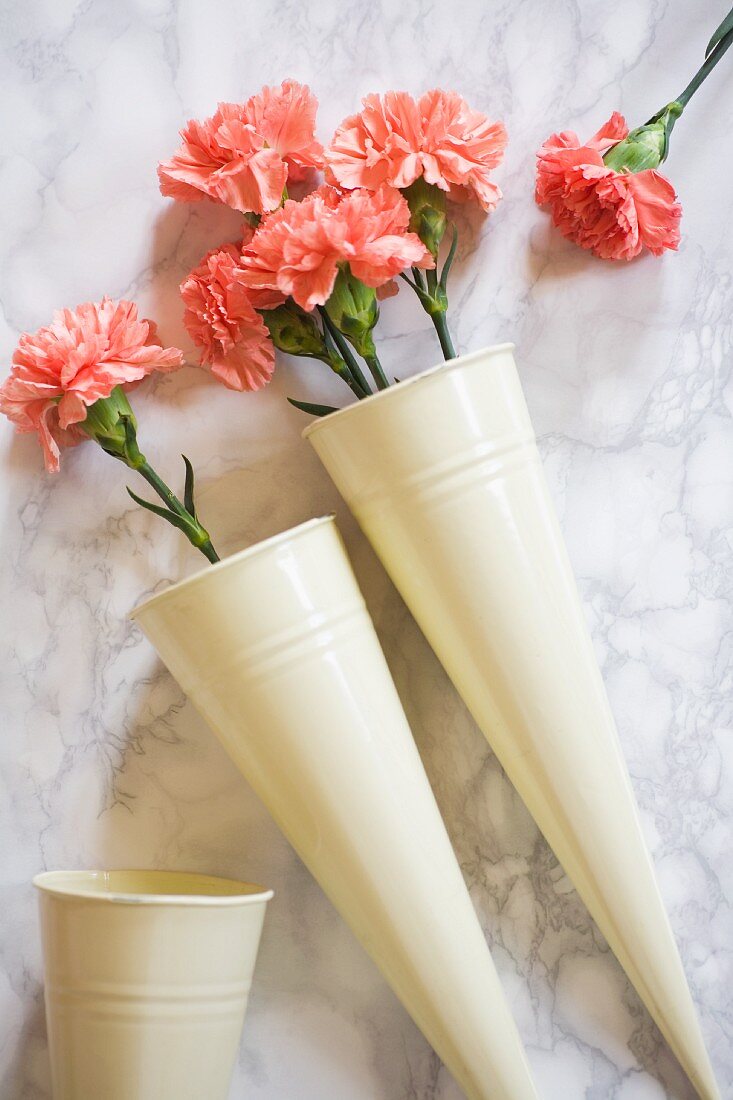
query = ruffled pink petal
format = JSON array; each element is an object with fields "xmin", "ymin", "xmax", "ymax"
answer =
[
  {"xmin": 207, "ymin": 316, "xmax": 275, "ymax": 391},
  {"xmin": 626, "ymin": 170, "xmax": 681, "ymax": 256},
  {"xmin": 587, "ymin": 111, "xmax": 629, "ymax": 153},
  {"xmin": 181, "ymin": 243, "xmax": 277, "ymax": 389},
  {"xmin": 244, "ymin": 80, "xmax": 324, "ymax": 173},
  {"xmin": 211, "ymin": 148, "xmax": 288, "ymax": 214},
  {"xmin": 283, "ymin": 257, "xmax": 340, "ymax": 311}
]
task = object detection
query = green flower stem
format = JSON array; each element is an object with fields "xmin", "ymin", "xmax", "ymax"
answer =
[
  {"xmin": 425, "ymin": 268, "xmax": 456, "ymax": 360},
  {"xmin": 133, "ymin": 458, "xmax": 220, "ymax": 563},
  {"xmin": 430, "ymin": 310, "xmax": 456, "ymax": 361},
  {"xmin": 318, "ymin": 307, "xmax": 372, "ymax": 396},
  {"xmin": 81, "ymin": 391, "xmax": 219, "ymax": 564},
  {"xmin": 400, "ymin": 226, "xmax": 458, "ymax": 362},
  {"xmin": 411, "ymin": 266, "xmax": 427, "ymax": 290},
  {"xmin": 677, "ymin": 15, "xmax": 733, "ymax": 107},
  {"xmin": 363, "ymin": 349, "xmax": 390, "ymax": 391},
  {"xmin": 324, "ymin": 354, "xmax": 370, "ymax": 399}
]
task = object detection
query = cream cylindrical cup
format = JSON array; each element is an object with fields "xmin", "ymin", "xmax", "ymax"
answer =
[
  {"xmin": 34, "ymin": 869, "xmax": 272, "ymax": 1100},
  {"xmin": 131, "ymin": 516, "xmax": 538, "ymax": 1100},
  {"xmin": 305, "ymin": 346, "xmax": 719, "ymax": 1100}
]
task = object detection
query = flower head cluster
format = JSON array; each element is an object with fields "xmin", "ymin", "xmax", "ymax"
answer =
[
  {"xmin": 181, "ymin": 241, "xmax": 275, "ymax": 392},
  {"xmin": 179, "ymin": 184, "xmax": 432, "ymax": 388},
  {"xmin": 326, "ymin": 89, "xmax": 507, "ymax": 211},
  {"xmin": 535, "ymin": 113, "xmax": 681, "ymax": 260},
  {"xmin": 0, "ymin": 299, "xmax": 183, "ymax": 471},
  {"xmin": 159, "ymin": 80, "xmax": 324, "ymax": 215},
  {"xmin": 237, "ymin": 184, "xmax": 432, "ymax": 312}
]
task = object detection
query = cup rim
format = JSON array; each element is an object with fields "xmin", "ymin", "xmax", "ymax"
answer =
[
  {"xmin": 33, "ymin": 869, "xmax": 274, "ymax": 906},
  {"xmin": 302, "ymin": 342, "xmax": 515, "ymax": 440},
  {"xmin": 130, "ymin": 514, "xmax": 335, "ymax": 621}
]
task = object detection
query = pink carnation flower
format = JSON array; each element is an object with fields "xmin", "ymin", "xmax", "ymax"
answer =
[
  {"xmin": 535, "ymin": 112, "xmax": 682, "ymax": 260},
  {"xmin": 0, "ymin": 299, "xmax": 182, "ymax": 472},
  {"xmin": 181, "ymin": 242, "xmax": 275, "ymax": 391},
  {"xmin": 327, "ymin": 89, "xmax": 507, "ymax": 211},
  {"xmin": 158, "ymin": 80, "xmax": 324, "ymax": 215},
  {"xmin": 238, "ymin": 184, "xmax": 432, "ymax": 312}
]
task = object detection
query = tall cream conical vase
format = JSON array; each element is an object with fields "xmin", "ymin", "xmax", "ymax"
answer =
[
  {"xmin": 131, "ymin": 517, "xmax": 538, "ymax": 1100},
  {"xmin": 35, "ymin": 870, "xmax": 272, "ymax": 1100},
  {"xmin": 305, "ymin": 346, "xmax": 719, "ymax": 1100}
]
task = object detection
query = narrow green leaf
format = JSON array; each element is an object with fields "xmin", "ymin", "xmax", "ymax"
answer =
[
  {"xmin": 182, "ymin": 455, "xmax": 197, "ymax": 519},
  {"xmin": 439, "ymin": 226, "xmax": 459, "ymax": 291},
  {"xmin": 707, "ymin": 5, "xmax": 733, "ymax": 57},
  {"xmin": 287, "ymin": 397, "xmax": 338, "ymax": 417},
  {"xmin": 126, "ymin": 487, "xmax": 194, "ymax": 535}
]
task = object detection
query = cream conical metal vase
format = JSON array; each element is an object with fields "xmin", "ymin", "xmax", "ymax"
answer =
[
  {"xmin": 305, "ymin": 346, "xmax": 719, "ymax": 1100},
  {"xmin": 131, "ymin": 517, "xmax": 538, "ymax": 1100},
  {"xmin": 34, "ymin": 870, "xmax": 272, "ymax": 1100}
]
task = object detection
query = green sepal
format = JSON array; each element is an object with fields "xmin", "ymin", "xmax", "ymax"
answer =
[
  {"xmin": 707, "ymin": 6, "xmax": 733, "ymax": 57},
  {"xmin": 182, "ymin": 455, "xmax": 197, "ymax": 519},
  {"xmin": 261, "ymin": 301, "xmax": 330, "ymax": 359},
  {"xmin": 404, "ymin": 178, "xmax": 447, "ymax": 258},
  {"xmin": 126, "ymin": 487, "xmax": 196, "ymax": 536},
  {"xmin": 324, "ymin": 266, "xmax": 379, "ymax": 358},
  {"xmin": 81, "ymin": 388, "xmax": 144, "ymax": 466},
  {"xmin": 439, "ymin": 226, "xmax": 458, "ymax": 291},
  {"xmin": 604, "ymin": 102, "xmax": 682, "ymax": 171},
  {"xmin": 287, "ymin": 397, "xmax": 338, "ymax": 417}
]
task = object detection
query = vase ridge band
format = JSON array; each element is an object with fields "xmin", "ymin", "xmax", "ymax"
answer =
[
  {"xmin": 180, "ymin": 597, "xmax": 369, "ymax": 690},
  {"xmin": 352, "ymin": 434, "xmax": 538, "ymax": 513}
]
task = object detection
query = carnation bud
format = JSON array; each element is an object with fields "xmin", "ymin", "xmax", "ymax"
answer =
[
  {"xmin": 81, "ymin": 387, "xmax": 142, "ymax": 466},
  {"xmin": 603, "ymin": 102, "xmax": 682, "ymax": 173},
  {"xmin": 404, "ymin": 177, "xmax": 447, "ymax": 258},
  {"xmin": 325, "ymin": 266, "xmax": 379, "ymax": 357},
  {"xmin": 261, "ymin": 301, "xmax": 328, "ymax": 359}
]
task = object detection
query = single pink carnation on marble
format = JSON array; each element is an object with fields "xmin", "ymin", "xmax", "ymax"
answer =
[
  {"xmin": 0, "ymin": 298, "xmax": 182, "ymax": 472},
  {"xmin": 327, "ymin": 89, "xmax": 507, "ymax": 211},
  {"xmin": 238, "ymin": 184, "xmax": 432, "ymax": 311},
  {"xmin": 535, "ymin": 112, "xmax": 682, "ymax": 260},
  {"xmin": 181, "ymin": 242, "xmax": 275, "ymax": 391},
  {"xmin": 158, "ymin": 80, "xmax": 324, "ymax": 215}
]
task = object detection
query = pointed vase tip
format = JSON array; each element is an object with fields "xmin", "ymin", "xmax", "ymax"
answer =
[{"xmin": 690, "ymin": 1064, "xmax": 721, "ymax": 1100}]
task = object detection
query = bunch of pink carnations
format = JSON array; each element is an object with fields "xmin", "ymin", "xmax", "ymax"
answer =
[
  {"xmin": 160, "ymin": 81, "xmax": 508, "ymax": 408},
  {"xmin": 2, "ymin": 11, "xmax": 731, "ymax": 561}
]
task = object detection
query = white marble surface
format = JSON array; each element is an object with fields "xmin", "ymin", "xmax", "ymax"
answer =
[{"xmin": 1, "ymin": 1, "xmax": 731, "ymax": 1097}]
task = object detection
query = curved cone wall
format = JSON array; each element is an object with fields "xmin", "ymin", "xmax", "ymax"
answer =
[
  {"xmin": 306, "ymin": 348, "xmax": 719, "ymax": 1100},
  {"xmin": 132, "ymin": 517, "xmax": 537, "ymax": 1100}
]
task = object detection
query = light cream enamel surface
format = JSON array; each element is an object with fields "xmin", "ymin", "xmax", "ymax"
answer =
[
  {"xmin": 132, "ymin": 518, "xmax": 538, "ymax": 1100},
  {"xmin": 34, "ymin": 870, "xmax": 270, "ymax": 1100},
  {"xmin": 306, "ymin": 347, "xmax": 720, "ymax": 1100}
]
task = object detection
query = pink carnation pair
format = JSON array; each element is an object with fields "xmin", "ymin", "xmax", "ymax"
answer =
[
  {"xmin": 180, "ymin": 186, "xmax": 431, "ymax": 390},
  {"xmin": 238, "ymin": 184, "xmax": 431, "ymax": 312}
]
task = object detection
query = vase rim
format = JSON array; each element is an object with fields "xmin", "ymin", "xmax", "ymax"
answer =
[
  {"xmin": 302, "ymin": 342, "xmax": 515, "ymax": 439},
  {"xmin": 130, "ymin": 514, "xmax": 336, "ymax": 621},
  {"xmin": 33, "ymin": 869, "xmax": 274, "ymax": 906}
]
